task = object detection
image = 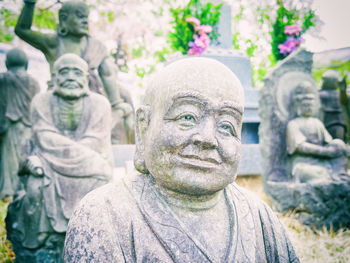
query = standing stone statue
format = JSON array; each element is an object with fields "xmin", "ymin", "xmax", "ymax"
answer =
[
  {"xmin": 15, "ymin": 0, "xmax": 134, "ymax": 144},
  {"xmin": 64, "ymin": 58, "xmax": 299, "ymax": 263},
  {"xmin": 0, "ymin": 48, "xmax": 40, "ymax": 199},
  {"xmin": 259, "ymin": 49, "xmax": 350, "ymax": 230},
  {"xmin": 319, "ymin": 70, "xmax": 347, "ymax": 141},
  {"xmin": 6, "ymin": 54, "xmax": 113, "ymax": 263}
]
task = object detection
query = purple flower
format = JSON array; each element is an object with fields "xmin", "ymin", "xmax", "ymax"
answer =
[{"xmin": 278, "ymin": 36, "xmax": 302, "ymax": 55}]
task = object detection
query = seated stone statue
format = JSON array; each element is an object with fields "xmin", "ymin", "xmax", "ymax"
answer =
[
  {"xmin": 260, "ymin": 49, "xmax": 350, "ymax": 230},
  {"xmin": 0, "ymin": 48, "xmax": 40, "ymax": 198},
  {"xmin": 16, "ymin": 0, "xmax": 134, "ymax": 143},
  {"xmin": 64, "ymin": 58, "xmax": 299, "ymax": 263},
  {"xmin": 287, "ymin": 81, "xmax": 349, "ymax": 183},
  {"xmin": 6, "ymin": 53, "xmax": 113, "ymax": 263}
]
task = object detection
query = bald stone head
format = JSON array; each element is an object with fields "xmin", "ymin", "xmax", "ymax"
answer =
[
  {"xmin": 53, "ymin": 53, "xmax": 89, "ymax": 99},
  {"xmin": 136, "ymin": 57, "xmax": 244, "ymax": 195},
  {"xmin": 293, "ymin": 80, "xmax": 317, "ymax": 117},
  {"xmin": 144, "ymin": 57, "xmax": 244, "ymax": 115},
  {"xmin": 321, "ymin": 70, "xmax": 341, "ymax": 90},
  {"xmin": 58, "ymin": 1, "xmax": 89, "ymax": 37},
  {"xmin": 5, "ymin": 48, "xmax": 28, "ymax": 70}
]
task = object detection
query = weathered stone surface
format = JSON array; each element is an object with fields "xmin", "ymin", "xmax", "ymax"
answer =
[
  {"xmin": 6, "ymin": 54, "xmax": 113, "ymax": 263},
  {"xmin": 64, "ymin": 57, "xmax": 299, "ymax": 262},
  {"xmin": 259, "ymin": 49, "xmax": 350, "ymax": 230},
  {"xmin": 319, "ymin": 70, "xmax": 346, "ymax": 140},
  {"xmin": 15, "ymin": 0, "xmax": 134, "ymax": 144},
  {"xmin": 0, "ymin": 48, "xmax": 40, "ymax": 198}
]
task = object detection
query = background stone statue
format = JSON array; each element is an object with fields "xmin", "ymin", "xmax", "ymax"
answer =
[
  {"xmin": 287, "ymin": 81, "xmax": 348, "ymax": 183},
  {"xmin": 15, "ymin": 0, "xmax": 134, "ymax": 144},
  {"xmin": 6, "ymin": 54, "xmax": 113, "ymax": 263},
  {"xmin": 64, "ymin": 58, "xmax": 299, "ymax": 263},
  {"xmin": 319, "ymin": 70, "xmax": 347, "ymax": 141},
  {"xmin": 0, "ymin": 48, "xmax": 40, "ymax": 199},
  {"xmin": 259, "ymin": 49, "xmax": 350, "ymax": 230}
]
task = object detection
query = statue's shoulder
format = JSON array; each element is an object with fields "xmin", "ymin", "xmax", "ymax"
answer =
[
  {"xmin": 31, "ymin": 91, "xmax": 53, "ymax": 108},
  {"xmin": 228, "ymin": 183, "xmax": 271, "ymax": 212},
  {"xmin": 88, "ymin": 92, "xmax": 111, "ymax": 112},
  {"xmin": 76, "ymin": 174, "xmax": 140, "ymax": 217}
]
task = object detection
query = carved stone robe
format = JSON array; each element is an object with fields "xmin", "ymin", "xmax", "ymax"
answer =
[
  {"xmin": 286, "ymin": 117, "xmax": 347, "ymax": 182},
  {"xmin": 0, "ymin": 70, "xmax": 40, "ymax": 198},
  {"xmin": 6, "ymin": 91, "xmax": 113, "ymax": 252},
  {"xmin": 64, "ymin": 173, "xmax": 299, "ymax": 263}
]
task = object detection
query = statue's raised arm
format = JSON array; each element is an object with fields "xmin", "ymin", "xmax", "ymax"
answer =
[{"xmin": 15, "ymin": 0, "xmax": 57, "ymax": 58}]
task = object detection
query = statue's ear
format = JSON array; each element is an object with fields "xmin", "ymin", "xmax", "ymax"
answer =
[
  {"xmin": 134, "ymin": 106, "xmax": 151, "ymax": 174},
  {"xmin": 57, "ymin": 15, "xmax": 68, "ymax": 36}
]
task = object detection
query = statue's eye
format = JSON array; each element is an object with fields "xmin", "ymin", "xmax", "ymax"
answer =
[
  {"xmin": 218, "ymin": 122, "xmax": 236, "ymax": 137},
  {"xmin": 176, "ymin": 113, "xmax": 197, "ymax": 127},
  {"xmin": 59, "ymin": 69, "xmax": 69, "ymax": 75},
  {"xmin": 74, "ymin": 69, "xmax": 83, "ymax": 76}
]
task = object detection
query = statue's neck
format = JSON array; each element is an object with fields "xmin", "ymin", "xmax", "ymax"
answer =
[
  {"xmin": 155, "ymin": 184, "xmax": 223, "ymax": 211},
  {"xmin": 63, "ymin": 34, "xmax": 85, "ymax": 43},
  {"xmin": 57, "ymin": 96, "xmax": 84, "ymax": 131}
]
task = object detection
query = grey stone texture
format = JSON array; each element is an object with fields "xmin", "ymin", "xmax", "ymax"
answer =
[
  {"xmin": 15, "ymin": 0, "xmax": 134, "ymax": 144},
  {"xmin": 259, "ymin": 49, "xmax": 350, "ymax": 230},
  {"xmin": 319, "ymin": 70, "xmax": 346, "ymax": 141},
  {"xmin": 0, "ymin": 48, "xmax": 40, "ymax": 198},
  {"xmin": 64, "ymin": 57, "xmax": 299, "ymax": 262},
  {"xmin": 6, "ymin": 54, "xmax": 113, "ymax": 263}
]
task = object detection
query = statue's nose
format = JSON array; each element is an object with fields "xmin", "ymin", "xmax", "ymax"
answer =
[{"xmin": 191, "ymin": 117, "xmax": 218, "ymax": 149}]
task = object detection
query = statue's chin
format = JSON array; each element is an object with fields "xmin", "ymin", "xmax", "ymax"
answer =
[{"xmin": 55, "ymin": 88, "xmax": 87, "ymax": 100}]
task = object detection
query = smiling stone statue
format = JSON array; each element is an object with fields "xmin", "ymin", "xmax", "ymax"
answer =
[
  {"xmin": 64, "ymin": 58, "xmax": 299, "ymax": 263},
  {"xmin": 6, "ymin": 54, "xmax": 113, "ymax": 263}
]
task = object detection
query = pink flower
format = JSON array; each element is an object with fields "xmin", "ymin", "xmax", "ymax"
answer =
[
  {"xmin": 278, "ymin": 36, "xmax": 302, "ymax": 55},
  {"xmin": 188, "ymin": 47, "xmax": 201, "ymax": 56},
  {"xmin": 194, "ymin": 34, "xmax": 206, "ymax": 48},
  {"xmin": 284, "ymin": 24, "xmax": 302, "ymax": 35},
  {"xmin": 186, "ymin": 17, "xmax": 200, "ymax": 26},
  {"xmin": 195, "ymin": 25, "xmax": 212, "ymax": 34},
  {"xmin": 199, "ymin": 33, "xmax": 210, "ymax": 46}
]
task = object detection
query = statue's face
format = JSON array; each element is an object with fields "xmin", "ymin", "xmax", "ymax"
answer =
[
  {"xmin": 141, "ymin": 60, "xmax": 243, "ymax": 196},
  {"xmin": 294, "ymin": 83, "xmax": 317, "ymax": 117},
  {"xmin": 55, "ymin": 62, "xmax": 88, "ymax": 99},
  {"xmin": 297, "ymin": 95, "xmax": 316, "ymax": 117},
  {"xmin": 66, "ymin": 7, "xmax": 89, "ymax": 37}
]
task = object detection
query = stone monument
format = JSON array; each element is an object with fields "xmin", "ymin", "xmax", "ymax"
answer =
[
  {"xmin": 202, "ymin": 1, "xmax": 261, "ymax": 175},
  {"xmin": 259, "ymin": 49, "xmax": 350, "ymax": 230},
  {"xmin": 0, "ymin": 48, "xmax": 40, "ymax": 199},
  {"xmin": 6, "ymin": 54, "xmax": 113, "ymax": 262},
  {"xmin": 15, "ymin": 0, "xmax": 134, "ymax": 144},
  {"xmin": 64, "ymin": 58, "xmax": 299, "ymax": 262},
  {"xmin": 319, "ymin": 70, "xmax": 347, "ymax": 141}
]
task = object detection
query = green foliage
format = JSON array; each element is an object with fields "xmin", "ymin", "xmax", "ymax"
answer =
[
  {"xmin": 0, "ymin": 6, "xmax": 57, "ymax": 44},
  {"xmin": 34, "ymin": 9, "xmax": 57, "ymax": 30},
  {"xmin": 313, "ymin": 60, "xmax": 350, "ymax": 86},
  {"xmin": 168, "ymin": 0, "xmax": 222, "ymax": 54},
  {"xmin": 0, "ymin": 199, "xmax": 15, "ymax": 262},
  {"xmin": 270, "ymin": 1, "xmax": 315, "ymax": 62},
  {"xmin": 0, "ymin": 8, "xmax": 18, "ymax": 43}
]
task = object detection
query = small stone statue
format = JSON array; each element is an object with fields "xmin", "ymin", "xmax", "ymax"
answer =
[
  {"xmin": 64, "ymin": 58, "xmax": 299, "ymax": 263},
  {"xmin": 287, "ymin": 81, "xmax": 349, "ymax": 183},
  {"xmin": 0, "ymin": 48, "xmax": 40, "ymax": 198},
  {"xmin": 15, "ymin": 0, "xmax": 134, "ymax": 143},
  {"xmin": 260, "ymin": 49, "xmax": 350, "ymax": 230},
  {"xmin": 319, "ymin": 70, "xmax": 347, "ymax": 140},
  {"xmin": 6, "ymin": 54, "xmax": 113, "ymax": 263}
]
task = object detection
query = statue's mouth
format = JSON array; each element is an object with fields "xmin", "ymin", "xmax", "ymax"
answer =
[
  {"xmin": 174, "ymin": 154, "xmax": 221, "ymax": 170},
  {"xmin": 61, "ymin": 81, "xmax": 82, "ymax": 89}
]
